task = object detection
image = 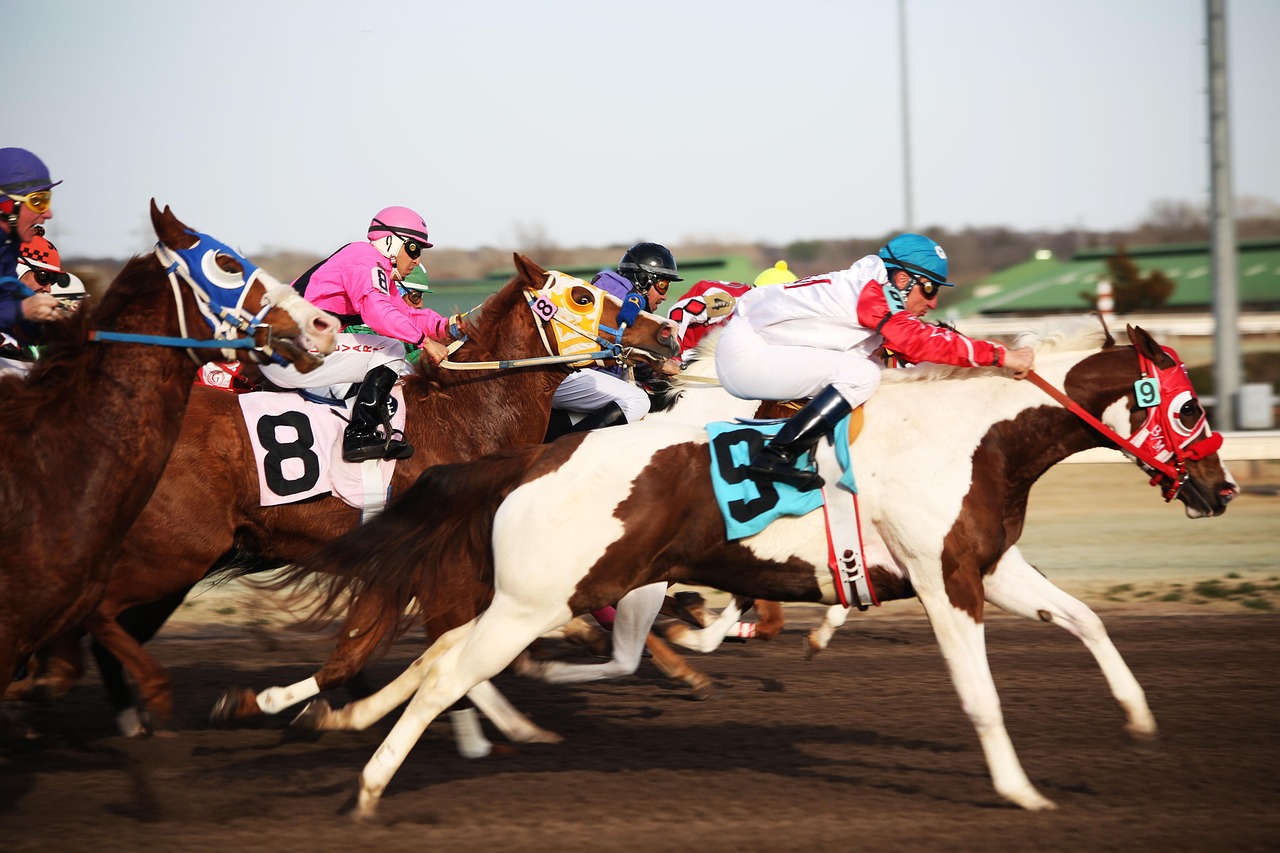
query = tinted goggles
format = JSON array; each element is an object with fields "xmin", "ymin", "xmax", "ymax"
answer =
[
  {"xmin": 905, "ymin": 275, "xmax": 941, "ymax": 300},
  {"xmin": 32, "ymin": 268, "xmax": 71, "ymax": 289},
  {"xmin": 6, "ymin": 190, "xmax": 53, "ymax": 214},
  {"xmin": 401, "ymin": 238, "xmax": 423, "ymax": 260}
]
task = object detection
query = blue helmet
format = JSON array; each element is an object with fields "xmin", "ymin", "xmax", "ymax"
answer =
[
  {"xmin": 878, "ymin": 233, "xmax": 951, "ymax": 287},
  {"xmin": 0, "ymin": 148, "xmax": 61, "ymax": 195}
]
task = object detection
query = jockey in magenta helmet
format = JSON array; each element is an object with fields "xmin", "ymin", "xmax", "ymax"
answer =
[{"xmin": 368, "ymin": 206, "xmax": 432, "ymax": 263}]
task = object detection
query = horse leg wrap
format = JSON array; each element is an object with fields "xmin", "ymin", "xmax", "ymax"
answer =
[
  {"xmin": 257, "ymin": 677, "xmax": 320, "ymax": 716},
  {"xmin": 449, "ymin": 707, "xmax": 493, "ymax": 759}
]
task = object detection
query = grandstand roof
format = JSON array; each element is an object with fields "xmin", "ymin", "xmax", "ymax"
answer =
[{"xmin": 943, "ymin": 239, "xmax": 1280, "ymax": 319}]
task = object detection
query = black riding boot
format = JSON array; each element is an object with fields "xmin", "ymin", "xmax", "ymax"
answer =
[
  {"xmin": 342, "ymin": 365, "xmax": 414, "ymax": 463},
  {"xmin": 544, "ymin": 402, "xmax": 627, "ymax": 443},
  {"xmin": 745, "ymin": 385, "xmax": 851, "ymax": 491}
]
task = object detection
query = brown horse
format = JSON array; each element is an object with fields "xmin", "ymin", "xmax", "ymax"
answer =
[
  {"xmin": 0, "ymin": 202, "xmax": 338, "ymax": 701},
  {"xmin": 269, "ymin": 322, "xmax": 1237, "ymax": 817},
  {"xmin": 15, "ymin": 255, "xmax": 678, "ymax": 731}
]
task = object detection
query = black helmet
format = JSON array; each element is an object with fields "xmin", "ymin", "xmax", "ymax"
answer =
[{"xmin": 617, "ymin": 241, "xmax": 682, "ymax": 293}]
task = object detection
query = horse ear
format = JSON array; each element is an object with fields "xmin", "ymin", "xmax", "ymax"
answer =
[
  {"xmin": 513, "ymin": 252, "xmax": 547, "ymax": 284},
  {"xmin": 1127, "ymin": 325, "xmax": 1175, "ymax": 369},
  {"xmin": 149, "ymin": 201, "xmax": 196, "ymax": 250}
]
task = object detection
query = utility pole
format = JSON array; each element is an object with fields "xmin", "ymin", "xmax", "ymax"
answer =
[
  {"xmin": 899, "ymin": 0, "xmax": 914, "ymax": 232},
  {"xmin": 1207, "ymin": 0, "xmax": 1241, "ymax": 429}
]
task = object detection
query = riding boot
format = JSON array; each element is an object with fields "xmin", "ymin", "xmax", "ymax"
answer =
[
  {"xmin": 544, "ymin": 402, "xmax": 627, "ymax": 443},
  {"xmin": 745, "ymin": 385, "xmax": 852, "ymax": 491},
  {"xmin": 342, "ymin": 365, "xmax": 414, "ymax": 463}
]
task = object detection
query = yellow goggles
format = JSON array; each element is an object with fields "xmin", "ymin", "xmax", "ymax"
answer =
[{"xmin": 6, "ymin": 190, "xmax": 53, "ymax": 214}]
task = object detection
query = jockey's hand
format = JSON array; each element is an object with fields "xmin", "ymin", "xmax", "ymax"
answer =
[
  {"xmin": 22, "ymin": 293, "xmax": 60, "ymax": 323},
  {"xmin": 659, "ymin": 358, "xmax": 682, "ymax": 377},
  {"xmin": 420, "ymin": 337, "xmax": 449, "ymax": 366},
  {"xmin": 1003, "ymin": 346, "xmax": 1035, "ymax": 379}
]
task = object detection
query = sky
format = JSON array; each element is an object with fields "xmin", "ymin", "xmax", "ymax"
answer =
[{"xmin": 6, "ymin": 0, "xmax": 1279, "ymax": 260}]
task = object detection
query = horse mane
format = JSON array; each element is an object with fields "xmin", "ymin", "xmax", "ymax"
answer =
[
  {"xmin": 401, "ymin": 271, "xmax": 532, "ymax": 400},
  {"xmin": 880, "ymin": 314, "xmax": 1112, "ymax": 386},
  {"xmin": 648, "ymin": 328, "xmax": 723, "ymax": 413},
  {"xmin": 0, "ymin": 254, "xmax": 159, "ymax": 424}
]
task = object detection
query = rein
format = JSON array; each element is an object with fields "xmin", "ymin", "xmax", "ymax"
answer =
[
  {"xmin": 1028, "ymin": 353, "xmax": 1222, "ymax": 501},
  {"xmin": 437, "ymin": 285, "xmax": 649, "ymax": 373}
]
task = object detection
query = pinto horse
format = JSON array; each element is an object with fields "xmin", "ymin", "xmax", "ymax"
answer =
[
  {"xmin": 0, "ymin": 202, "xmax": 338, "ymax": 700},
  {"xmin": 16, "ymin": 255, "xmax": 678, "ymax": 733},
  {"xmin": 278, "ymin": 321, "xmax": 1236, "ymax": 818}
]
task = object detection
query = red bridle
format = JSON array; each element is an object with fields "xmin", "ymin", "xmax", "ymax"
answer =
[{"xmin": 1027, "ymin": 346, "xmax": 1222, "ymax": 502}]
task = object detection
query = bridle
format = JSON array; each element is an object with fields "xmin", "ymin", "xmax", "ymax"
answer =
[
  {"xmin": 437, "ymin": 273, "xmax": 652, "ymax": 372},
  {"xmin": 1027, "ymin": 345, "xmax": 1223, "ymax": 502},
  {"xmin": 88, "ymin": 229, "xmax": 293, "ymax": 366}
]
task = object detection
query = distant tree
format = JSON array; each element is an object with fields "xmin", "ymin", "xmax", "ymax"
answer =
[{"xmin": 1080, "ymin": 246, "xmax": 1175, "ymax": 313}]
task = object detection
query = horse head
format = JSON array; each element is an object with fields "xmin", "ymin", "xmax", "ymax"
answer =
[
  {"xmin": 148, "ymin": 201, "xmax": 338, "ymax": 370},
  {"xmin": 1064, "ymin": 323, "xmax": 1237, "ymax": 518},
  {"xmin": 511, "ymin": 253, "xmax": 679, "ymax": 369}
]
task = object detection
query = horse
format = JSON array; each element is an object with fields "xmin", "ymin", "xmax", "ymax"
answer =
[
  {"xmin": 273, "ymin": 321, "xmax": 1237, "ymax": 818},
  {"xmin": 0, "ymin": 201, "xmax": 338, "ymax": 702},
  {"xmin": 12, "ymin": 254, "xmax": 679, "ymax": 734}
]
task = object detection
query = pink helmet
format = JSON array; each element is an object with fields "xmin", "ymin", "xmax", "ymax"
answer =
[{"xmin": 367, "ymin": 206, "xmax": 432, "ymax": 249}]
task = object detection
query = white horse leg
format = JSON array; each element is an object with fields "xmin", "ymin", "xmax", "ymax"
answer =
[
  {"xmin": 519, "ymin": 582, "xmax": 666, "ymax": 684},
  {"xmin": 914, "ymin": 585, "xmax": 1057, "ymax": 811},
  {"xmin": 984, "ymin": 546, "xmax": 1156, "ymax": 739},
  {"xmin": 805, "ymin": 604, "xmax": 851, "ymax": 659},
  {"xmin": 465, "ymin": 679, "xmax": 563, "ymax": 744},
  {"xmin": 663, "ymin": 595, "xmax": 746, "ymax": 652},
  {"xmin": 295, "ymin": 620, "xmax": 476, "ymax": 732},
  {"xmin": 354, "ymin": 600, "xmax": 566, "ymax": 820}
]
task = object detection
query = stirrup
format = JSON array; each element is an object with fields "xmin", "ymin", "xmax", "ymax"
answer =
[{"xmin": 744, "ymin": 449, "xmax": 824, "ymax": 491}]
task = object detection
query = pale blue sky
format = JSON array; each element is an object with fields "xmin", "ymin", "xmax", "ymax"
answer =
[{"xmin": 6, "ymin": 0, "xmax": 1278, "ymax": 259}]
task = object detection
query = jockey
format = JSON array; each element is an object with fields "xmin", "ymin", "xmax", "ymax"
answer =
[
  {"xmin": 716, "ymin": 233, "xmax": 1036, "ymax": 490},
  {"xmin": 259, "ymin": 206, "xmax": 452, "ymax": 462},
  {"xmin": 1, "ymin": 148, "xmax": 63, "ymax": 343},
  {"xmin": 546, "ymin": 241, "xmax": 682, "ymax": 439},
  {"xmin": 667, "ymin": 260, "xmax": 797, "ymax": 357}
]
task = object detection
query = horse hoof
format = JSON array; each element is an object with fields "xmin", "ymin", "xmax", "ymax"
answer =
[
  {"xmin": 210, "ymin": 688, "xmax": 257, "ymax": 723},
  {"xmin": 689, "ymin": 678, "xmax": 714, "ymax": 701},
  {"xmin": 291, "ymin": 699, "xmax": 332, "ymax": 730}
]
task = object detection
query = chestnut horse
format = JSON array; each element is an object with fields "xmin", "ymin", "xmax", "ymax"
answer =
[
  {"xmin": 17, "ymin": 255, "xmax": 678, "ymax": 733},
  {"xmin": 276, "ymin": 322, "xmax": 1237, "ymax": 818},
  {"xmin": 0, "ymin": 202, "xmax": 337, "ymax": 700}
]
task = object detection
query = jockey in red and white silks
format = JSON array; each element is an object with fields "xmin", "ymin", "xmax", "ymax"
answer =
[
  {"xmin": 716, "ymin": 233, "xmax": 1034, "ymax": 491},
  {"xmin": 717, "ymin": 254, "xmax": 1010, "ymax": 405}
]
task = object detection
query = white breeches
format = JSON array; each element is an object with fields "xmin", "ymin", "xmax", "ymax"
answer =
[
  {"xmin": 258, "ymin": 332, "xmax": 412, "ymax": 399},
  {"xmin": 715, "ymin": 320, "xmax": 882, "ymax": 407},
  {"xmin": 552, "ymin": 368, "xmax": 651, "ymax": 423}
]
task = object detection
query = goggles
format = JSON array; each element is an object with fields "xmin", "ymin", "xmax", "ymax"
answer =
[
  {"xmin": 904, "ymin": 274, "xmax": 941, "ymax": 300},
  {"xmin": 401, "ymin": 237, "xmax": 423, "ymax": 260},
  {"xmin": 5, "ymin": 190, "xmax": 53, "ymax": 214},
  {"xmin": 31, "ymin": 268, "xmax": 71, "ymax": 289}
]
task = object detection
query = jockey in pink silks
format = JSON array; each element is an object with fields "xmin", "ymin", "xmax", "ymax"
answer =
[
  {"xmin": 258, "ymin": 206, "xmax": 452, "ymax": 462},
  {"xmin": 716, "ymin": 232, "xmax": 1036, "ymax": 491}
]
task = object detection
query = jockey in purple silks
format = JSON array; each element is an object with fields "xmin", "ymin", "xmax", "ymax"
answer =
[{"xmin": 1, "ymin": 148, "xmax": 65, "ymax": 366}]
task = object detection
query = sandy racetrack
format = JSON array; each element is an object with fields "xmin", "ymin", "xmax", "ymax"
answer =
[{"xmin": 2, "ymin": 463, "xmax": 1277, "ymax": 852}]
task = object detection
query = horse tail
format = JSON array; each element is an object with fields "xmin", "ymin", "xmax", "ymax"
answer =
[{"xmin": 270, "ymin": 441, "xmax": 554, "ymax": 643}]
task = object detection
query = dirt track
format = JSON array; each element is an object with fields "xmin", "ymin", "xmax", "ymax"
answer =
[{"xmin": 2, "ymin": 463, "xmax": 1278, "ymax": 851}]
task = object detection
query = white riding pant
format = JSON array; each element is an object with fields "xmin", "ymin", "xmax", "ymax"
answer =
[
  {"xmin": 715, "ymin": 320, "xmax": 882, "ymax": 407},
  {"xmin": 552, "ymin": 368, "xmax": 651, "ymax": 423},
  {"xmin": 257, "ymin": 332, "xmax": 412, "ymax": 400}
]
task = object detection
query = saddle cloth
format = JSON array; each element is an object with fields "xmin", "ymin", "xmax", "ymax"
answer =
[
  {"xmin": 238, "ymin": 388, "xmax": 407, "ymax": 511},
  {"xmin": 706, "ymin": 410, "xmax": 877, "ymax": 608}
]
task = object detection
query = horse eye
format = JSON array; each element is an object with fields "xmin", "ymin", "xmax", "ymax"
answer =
[
  {"xmin": 572, "ymin": 288, "xmax": 593, "ymax": 306},
  {"xmin": 214, "ymin": 253, "xmax": 241, "ymax": 274},
  {"xmin": 1180, "ymin": 399, "xmax": 1203, "ymax": 423}
]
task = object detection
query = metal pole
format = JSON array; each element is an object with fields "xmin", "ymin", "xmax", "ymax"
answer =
[
  {"xmin": 899, "ymin": 0, "xmax": 914, "ymax": 232},
  {"xmin": 1207, "ymin": 0, "xmax": 1241, "ymax": 429}
]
